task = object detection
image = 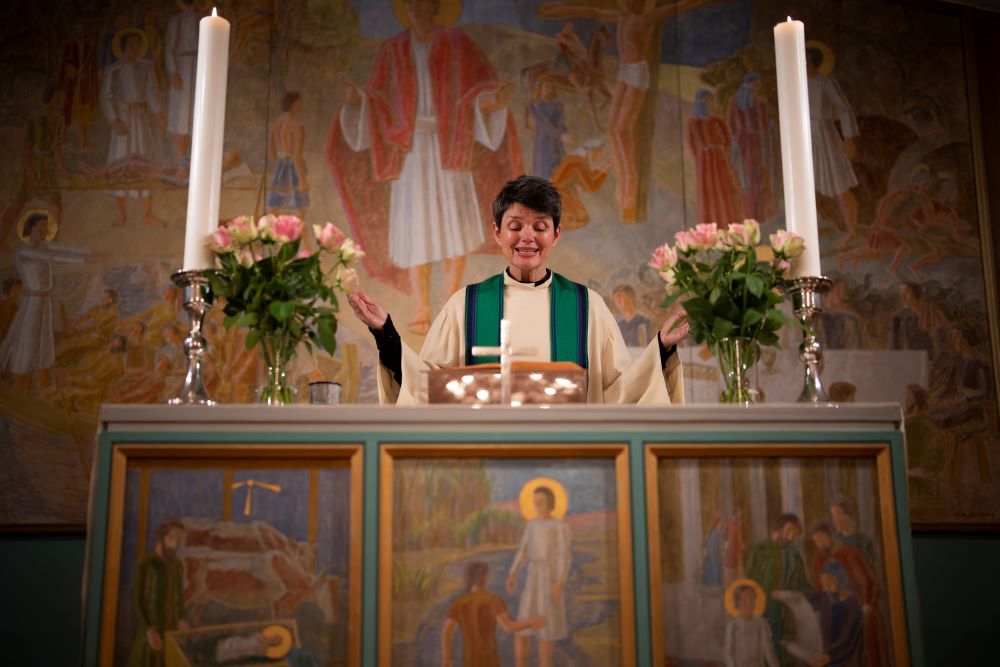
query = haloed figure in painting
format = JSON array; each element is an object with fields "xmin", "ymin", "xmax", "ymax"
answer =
[
  {"xmin": 724, "ymin": 582, "xmax": 779, "ymax": 667},
  {"xmin": 506, "ymin": 486, "xmax": 570, "ymax": 667},
  {"xmin": 441, "ymin": 561, "xmax": 545, "ymax": 667}
]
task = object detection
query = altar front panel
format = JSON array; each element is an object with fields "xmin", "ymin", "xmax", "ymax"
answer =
[{"xmin": 84, "ymin": 404, "xmax": 922, "ymax": 667}]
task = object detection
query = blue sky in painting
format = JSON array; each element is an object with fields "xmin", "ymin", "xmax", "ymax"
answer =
[
  {"xmin": 486, "ymin": 457, "xmax": 616, "ymax": 515},
  {"xmin": 350, "ymin": 0, "xmax": 753, "ymax": 66}
]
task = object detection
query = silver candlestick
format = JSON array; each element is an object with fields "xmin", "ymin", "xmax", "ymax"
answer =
[
  {"xmin": 782, "ymin": 276, "xmax": 833, "ymax": 403},
  {"xmin": 167, "ymin": 269, "xmax": 216, "ymax": 406}
]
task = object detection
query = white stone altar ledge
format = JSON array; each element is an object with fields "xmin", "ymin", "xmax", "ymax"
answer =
[{"xmin": 100, "ymin": 402, "xmax": 902, "ymax": 433}]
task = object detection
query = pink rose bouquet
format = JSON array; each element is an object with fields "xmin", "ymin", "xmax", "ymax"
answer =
[
  {"xmin": 650, "ymin": 218, "xmax": 804, "ymax": 350},
  {"xmin": 206, "ymin": 215, "xmax": 364, "ymax": 403}
]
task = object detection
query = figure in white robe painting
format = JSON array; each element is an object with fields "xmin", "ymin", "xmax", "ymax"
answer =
[
  {"xmin": 506, "ymin": 484, "xmax": 571, "ymax": 667},
  {"xmin": 326, "ymin": 0, "xmax": 523, "ymax": 335}
]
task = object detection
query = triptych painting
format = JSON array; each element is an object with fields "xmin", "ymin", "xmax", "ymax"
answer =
[{"xmin": 89, "ymin": 439, "xmax": 914, "ymax": 666}]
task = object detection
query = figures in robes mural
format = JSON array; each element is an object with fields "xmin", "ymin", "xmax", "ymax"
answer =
[{"xmin": 326, "ymin": 0, "xmax": 523, "ymax": 335}]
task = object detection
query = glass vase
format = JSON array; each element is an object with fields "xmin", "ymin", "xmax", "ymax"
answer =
[
  {"xmin": 256, "ymin": 333, "xmax": 298, "ymax": 405},
  {"xmin": 712, "ymin": 337, "xmax": 760, "ymax": 406}
]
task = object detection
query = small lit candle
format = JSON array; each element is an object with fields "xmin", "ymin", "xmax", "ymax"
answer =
[
  {"xmin": 774, "ymin": 17, "xmax": 822, "ymax": 277},
  {"xmin": 182, "ymin": 7, "xmax": 231, "ymax": 270}
]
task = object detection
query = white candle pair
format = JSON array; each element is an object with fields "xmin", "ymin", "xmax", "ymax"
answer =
[{"xmin": 774, "ymin": 17, "xmax": 823, "ymax": 278}]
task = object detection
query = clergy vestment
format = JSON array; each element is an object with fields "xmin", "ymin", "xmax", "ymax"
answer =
[{"xmin": 375, "ymin": 271, "xmax": 684, "ymax": 405}]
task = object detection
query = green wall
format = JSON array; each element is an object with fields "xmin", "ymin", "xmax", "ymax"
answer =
[{"xmin": 0, "ymin": 532, "xmax": 996, "ymax": 666}]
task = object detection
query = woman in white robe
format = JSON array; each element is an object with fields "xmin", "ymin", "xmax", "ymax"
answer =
[{"xmin": 348, "ymin": 175, "xmax": 689, "ymax": 405}]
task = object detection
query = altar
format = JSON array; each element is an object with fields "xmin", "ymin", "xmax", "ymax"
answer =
[{"xmin": 82, "ymin": 403, "xmax": 923, "ymax": 667}]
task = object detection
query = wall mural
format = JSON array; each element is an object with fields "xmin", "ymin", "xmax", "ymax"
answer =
[{"xmin": 0, "ymin": 0, "xmax": 996, "ymax": 529}]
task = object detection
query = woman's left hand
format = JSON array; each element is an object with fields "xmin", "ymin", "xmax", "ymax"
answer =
[{"xmin": 659, "ymin": 303, "xmax": 690, "ymax": 348}]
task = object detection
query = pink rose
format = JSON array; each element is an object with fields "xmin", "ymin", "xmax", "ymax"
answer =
[
  {"xmin": 659, "ymin": 267, "xmax": 677, "ymax": 286},
  {"xmin": 339, "ymin": 238, "xmax": 364, "ymax": 262},
  {"xmin": 313, "ymin": 223, "xmax": 347, "ymax": 250},
  {"xmin": 337, "ymin": 266, "xmax": 360, "ymax": 294},
  {"xmin": 674, "ymin": 229, "xmax": 695, "ymax": 254},
  {"xmin": 648, "ymin": 243, "xmax": 678, "ymax": 271},
  {"xmin": 267, "ymin": 215, "xmax": 303, "ymax": 243},
  {"xmin": 256, "ymin": 213, "xmax": 277, "ymax": 238},
  {"xmin": 225, "ymin": 215, "xmax": 257, "ymax": 244},
  {"xmin": 724, "ymin": 219, "xmax": 761, "ymax": 249},
  {"xmin": 769, "ymin": 229, "xmax": 805, "ymax": 258},
  {"xmin": 206, "ymin": 227, "xmax": 234, "ymax": 253},
  {"xmin": 236, "ymin": 247, "xmax": 256, "ymax": 268},
  {"xmin": 776, "ymin": 258, "xmax": 791, "ymax": 274},
  {"xmin": 688, "ymin": 222, "xmax": 720, "ymax": 250}
]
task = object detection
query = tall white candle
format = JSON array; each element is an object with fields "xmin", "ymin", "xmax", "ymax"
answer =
[
  {"xmin": 182, "ymin": 8, "xmax": 231, "ymax": 270},
  {"xmin": 773, "ymin": 17, "xmax": 822, "ymax": 277}
]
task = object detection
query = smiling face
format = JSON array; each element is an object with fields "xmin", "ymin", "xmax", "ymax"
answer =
[{"xmin": 494, "ymin": 203, "xmax": 561, "ymax": 282}]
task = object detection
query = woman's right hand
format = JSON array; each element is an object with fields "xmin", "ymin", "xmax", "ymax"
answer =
[{"xmin": 349, "ymin": 291, "xmax": 388, "ymax": 331}]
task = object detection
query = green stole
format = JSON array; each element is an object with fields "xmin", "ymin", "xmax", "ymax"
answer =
[{"xmin": 464, "ymin": 272, "xmax": 589, "ymax": 368}]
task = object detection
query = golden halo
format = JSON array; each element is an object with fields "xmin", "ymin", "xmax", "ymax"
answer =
[
  {"xmin": 261, "ymin": 624, "xmax": 293, "ymax": 659},
  {"xmin": 112, "ymin": 28, "xmax": 150, "ymax": 61},
  {"xmin": 16, "ymin": 207, "xmax": 58, "ymax": 242},
  {"xmin": 805, "ymin": 40, "xmax": 835, "ymax": 76},
  {"xmin": 724, "ymin": 578, "xmax": 766, "ymax": 618},
  {"xmin": 392, "ymin": 0, "xmax": 463, "ymax": 28},
  {"xmin": 518, "ymin": 477, "xmax": 569, "ymax": 520}
]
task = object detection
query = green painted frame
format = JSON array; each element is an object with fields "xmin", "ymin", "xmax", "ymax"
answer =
[{"xmin": 82, "ymin": 427, "xmax": 922, "ymax": 667}]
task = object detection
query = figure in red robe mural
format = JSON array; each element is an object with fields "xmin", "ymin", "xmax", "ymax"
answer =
[
  {"xmin": 728, "ymin": 73, "xmax": 778, "ymax": 222},
  {"xmin": 59, "ymin": 22, "xmax": 99, "ymax": 151},
  {"xmin": 326, "ymin": 0, "xmax": 523, "ymax": 335},
  {"xmin": 687, "ymin": 89, "xmax": 744, "ymax": 226}
]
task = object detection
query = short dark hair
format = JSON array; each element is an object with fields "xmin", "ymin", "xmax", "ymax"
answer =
[
  {"xmin": 153, "ymin": 518, "xmax": 184, "ymax": 546},
  {"xmin": 103, "ymin": 288, "xmax": 120, "ymax": 304},
  {"xmin": 534, "ymin": 486, "xmax": 556, "ymax": 511},
  {"xmin": 281, "ymin": 91, "xmax": 301, "ymax": 112},
  {"xmin": 810, "ymin": 522, "xmax": 834, "ymax": 538},
  {"xmin": 772, "ymin": 513, "xmax": 801, "ymax": 532},
  {"xmin": 492, "ymin": 175, "xmax": 562, "ymax": 230},
  {"xmin": 464, "ymin": 560, "xmax": 489, "ymax": 591}
]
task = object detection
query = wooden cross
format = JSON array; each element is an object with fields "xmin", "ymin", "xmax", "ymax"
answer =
[
  {"xmin": 231, "ymin": 478, "xmax": 283, "ymax": 516},
  {"xmin": 470, "ymin": 319, "xmax": 538, "ymax": 405}
]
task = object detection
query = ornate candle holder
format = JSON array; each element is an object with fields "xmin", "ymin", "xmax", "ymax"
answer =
[
  {"xmin": 781, "ymin": 276, "xmax": 833, "ymax": 403},
  {"xmin": 167, "ymin": 269, "xmax": 216, "ymax": 406}
]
